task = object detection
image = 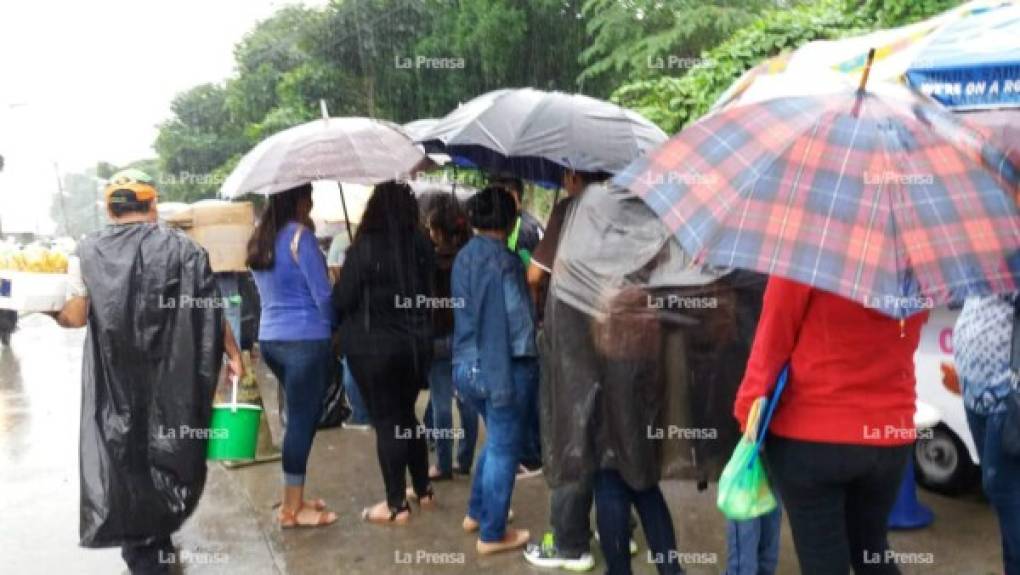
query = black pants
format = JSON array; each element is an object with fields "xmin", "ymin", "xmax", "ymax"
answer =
[
  {"xmin": 765, "ymin": 436, "xmax": 911, "ymax": 575},
  {"xmin": 121, "ymin": 536, "xmax": 174, "ymax": 575},
  {"xmin": 551, "ymin": 477, "xmax": 594, "ymax": 556},
  {"xmin": 348, "ymin": 350, "xmax": 430, "ymax": 510}
]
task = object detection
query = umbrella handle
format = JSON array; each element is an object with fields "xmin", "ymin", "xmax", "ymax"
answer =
[
  {"xmin": 230, "ymin": 374, "xmax": 240, "ymax": 413},
  {"xmin": 852, "ymin": 48, "xmax": 876, "ymax": 117},
  {"xmin": 339, "ymin": 183, "xmax": 353, "ymax": 244}
]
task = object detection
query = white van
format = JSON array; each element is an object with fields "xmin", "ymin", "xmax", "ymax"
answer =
[{"xmin": 913, "ymin": 305, "xmax": 981, "ymax": 494}]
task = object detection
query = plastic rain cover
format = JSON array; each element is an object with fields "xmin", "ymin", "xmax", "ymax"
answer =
[
  {"xmin": 78, "ymin": 223, "xmax": 224, "ymax": 547},
  {"xmin": 540, "ymin": 182, "xmax": 766, "ymax": 491}
]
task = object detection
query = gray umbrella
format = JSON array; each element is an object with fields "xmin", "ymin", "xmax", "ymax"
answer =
[
  {"xmin": 417, "ymin": 88, "xmax": 667, "ymax": 187},
  {"xmin": 220, "ymin": 116, "xmax": 425, "ymax": 199}
]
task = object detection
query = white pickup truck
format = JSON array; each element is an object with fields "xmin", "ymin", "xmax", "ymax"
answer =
[{"xmin": 913, "ymin": 305, "xmax": 981, "ymax": 494}]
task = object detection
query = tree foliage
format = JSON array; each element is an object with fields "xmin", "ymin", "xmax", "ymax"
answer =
[
  {"xmin": 147, "ymin": 0, "xmax": 969, "ymax": 202},
  {"xmin": 610, "ymin": 0, "xmax": 965, "ymax": 135}
]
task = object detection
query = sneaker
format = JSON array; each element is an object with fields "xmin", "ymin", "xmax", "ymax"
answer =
[
  {"xmin": 592, "ymin": 530, "xmax": 639, "ymax": 556},
  {"xmin": 523, "ymin": 532, "xmax": 595, "ymax": 572},
  {"xmin": 516, "ymin": 463, "xmax": 544, "ymax": 480},
  {"xmin": 342, "ymin": 422, "xmax": 372, "ymax": 431}
]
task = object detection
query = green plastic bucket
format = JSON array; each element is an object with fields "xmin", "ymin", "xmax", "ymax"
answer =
[{"xmin": 207, "ymin": 376, "xmax": 262, "ymax": 460}]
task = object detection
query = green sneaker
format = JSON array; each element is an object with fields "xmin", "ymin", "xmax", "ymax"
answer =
[{"xmin": 523, "ymin": 532, "xmax": 595, "ymax": 572}]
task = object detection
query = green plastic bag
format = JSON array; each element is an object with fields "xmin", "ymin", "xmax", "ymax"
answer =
[
  {"xmin": 716, "ymin": 366, "xmax": 788, "ymax": 521},
  {"xmin": 716, "ymin": 435, "xmax": 777, "ymax": 520}
]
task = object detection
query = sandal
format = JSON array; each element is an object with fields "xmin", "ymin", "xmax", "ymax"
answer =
[
  {"xmin": 277, "ymin": 504, "xmax": 338, "ymax": 529},
  {"xmin": 360, "ymin": 500, "xmax": 411, "ymax": 525},
  {"xmin": 405, "ymin": 485, "xmax": 436, "ymax": 509},
  {"xmin": 272, "ymin": 498, "xmax": 328, "ymax": 511}
]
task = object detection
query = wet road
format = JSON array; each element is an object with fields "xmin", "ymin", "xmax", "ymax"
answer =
[{"xmin": 0, "ymin": 317, "xmax": 1005, "ymax": 574}]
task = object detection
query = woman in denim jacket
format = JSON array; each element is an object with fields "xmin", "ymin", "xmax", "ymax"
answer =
[{"xmin": 452, "ymin": 186, "xmax": 537, "ymax": 554}]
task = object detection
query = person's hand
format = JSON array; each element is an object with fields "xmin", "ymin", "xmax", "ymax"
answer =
[
  {"xmin": 226, "ymin": 351, "xmax": 244, "ymax": 381},
  {"xmin": 744, "ymin": 397, "xmax": 767, "ymax": 442}
]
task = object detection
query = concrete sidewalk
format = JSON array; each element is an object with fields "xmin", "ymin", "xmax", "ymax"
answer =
[
  {"xmin": 0, "ymin": 317, "xmax": 1002, "ymax": 575},
  {"xmin": 179, "ymin": 411, "xmax": 1003, "ymax": 575}
]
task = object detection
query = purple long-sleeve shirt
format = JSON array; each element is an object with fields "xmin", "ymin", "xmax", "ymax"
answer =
[{"xmin": 252, "ymin": 222, "xmax": 335, "ymax": 341}]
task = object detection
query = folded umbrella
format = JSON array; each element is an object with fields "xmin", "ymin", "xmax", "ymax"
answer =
[
  {"xmin": 615, "ymin": 80, "xmax": 1020, "ymax": 318},
  {"xmin": 220, "ymin": 117, "xmax": 425, "ymax": 198}
]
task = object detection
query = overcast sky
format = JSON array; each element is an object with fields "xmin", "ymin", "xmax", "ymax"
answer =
[{"xmin": 0, "ymin": 0, "xmax": 325, "ymax": 233}]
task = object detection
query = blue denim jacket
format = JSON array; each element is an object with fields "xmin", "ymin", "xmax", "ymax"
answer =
[{"xmin": 452, "ymin": 235, "xmax": 537, "ymax": 407}]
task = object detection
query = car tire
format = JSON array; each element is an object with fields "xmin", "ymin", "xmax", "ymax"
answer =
[{"xmin": 914, "ymin": 423, "xmax": 979, "ymax": 495}]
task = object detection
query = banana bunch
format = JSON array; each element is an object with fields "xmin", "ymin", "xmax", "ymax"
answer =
[{"xmin": 0, "ymin": 246, "xmax": 69, "ymax": 274}]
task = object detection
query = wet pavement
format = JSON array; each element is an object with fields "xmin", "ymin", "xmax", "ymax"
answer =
[{"xmin": 0, "ymin": 316, "xmax": 1005, "ymax": 574}]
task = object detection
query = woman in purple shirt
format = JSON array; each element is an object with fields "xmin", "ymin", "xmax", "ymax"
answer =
[{"xmin": 247, "ymin": 183, "xmax": 337, "ymax": 529}]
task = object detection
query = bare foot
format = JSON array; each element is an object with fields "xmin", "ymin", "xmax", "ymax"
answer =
[
  {"xmin": 476, "ymin": 528, "xmax": 530, "ymax": 555},
  {"xmin": 462, "ymin": 509, "xmax": 514, "ymax": 533},
  {"xmin": 360, "ymin": 501, "xmax": 410, "ymax": 525}
]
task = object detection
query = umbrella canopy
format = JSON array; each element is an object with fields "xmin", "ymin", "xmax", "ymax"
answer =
[
  {"xmin": 220, "ymin": 117, "xmax": 425, "ymax": 198},
  {"xmin": 418, "ymin": 88, "xmax": 667, "ymax": 187},
  {"xmin": 714, "ymin": 0, "xmax": 1019, "ymax": 111},
  {"xmin": 615, "ymin": 83, "xmax": 1020, "ymax": 318}
]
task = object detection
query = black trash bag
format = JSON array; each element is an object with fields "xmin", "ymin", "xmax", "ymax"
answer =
[
  {"xmin": 540, "ymin": 182, "xmax": 765, "ymax": 491},
  {"xmin": 78, "ymin": 223, "xmax": 224, "ymax": 548},
  {"xmin": 278, "ymin": 364, "xmax": 351, "ymax": 430}
]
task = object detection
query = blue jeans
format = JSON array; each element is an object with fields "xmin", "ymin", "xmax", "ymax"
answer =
[
  {"xmin": 594, "ymin": 469, "xmax": 684, "ymax": 575},
  {"xmin": 260, "ymin": 339, "xmax": 331, "ymax": 486},
  {"xmin": 726, "ymin": 507, "xmax": 782, "ymax": 575},
  {"xmin": 967, "ymin": 408, "xmax": 1020, "ymax": 575},
  {"xmin": 459, "ymin": 357, "xmax": 537, "ymax": 542},
  {"xmin": 341, "ymin": 358, "xmax": 370, "ymax": 425},
  {"xmin": 429, "ymin": 356, "xmax": 479, "ymax": 474}
]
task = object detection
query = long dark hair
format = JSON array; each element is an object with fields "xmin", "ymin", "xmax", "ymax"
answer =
[
  {"xmin": 246, "ymin": 183, "xmax": 313, "ymax": 270},
  {"xmin": 426, "ymin": 194, "xmax": 472, "ymax": 251},
  {"xmin": 355, "ymin": 181, "xmax": 419, "ymax": 242}
]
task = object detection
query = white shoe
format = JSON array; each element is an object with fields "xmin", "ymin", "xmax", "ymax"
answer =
[{"xmin": 523, "ymin": 532, "xmax": 595, "ymax": 571}]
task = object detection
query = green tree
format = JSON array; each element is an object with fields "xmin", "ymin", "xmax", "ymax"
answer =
[
  {"xmin": 579, "ymin": 0, "xmax": 775, "ymax": 93},
  {"xmin": 154, "ymin": 84, "xmax": 248, "ymax": 201}
]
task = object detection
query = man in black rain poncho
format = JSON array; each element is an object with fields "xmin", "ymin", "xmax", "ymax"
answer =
[
  {"xmin": 54, "ymin": 169, "xmax": 243, "ymax": 575},
  {"xmin": 538, "ymin": 181, "xmax": 766, "ymax": 575}
]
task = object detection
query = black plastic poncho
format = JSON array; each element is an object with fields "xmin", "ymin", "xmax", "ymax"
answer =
[
  {"xmin": 540, "ymin": 183, "xmax": 765, "ymax": 491},
  {"xmin": 78, "ymin": 223, "xmax": 224, "ymax": 548}
]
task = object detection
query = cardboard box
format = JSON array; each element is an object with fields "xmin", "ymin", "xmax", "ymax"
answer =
[
  {"xmin": 166, "ymin": 201, "xmax": 254, "ymax": 273},
  {"xmin": 0, "ymin": 270, "xmax": 69, "ymax": 312}
]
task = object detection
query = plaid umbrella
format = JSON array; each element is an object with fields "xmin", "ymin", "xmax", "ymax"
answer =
[{"xmin": 614, "ymin": 83, "xmax": 1020, "ymax": 318}]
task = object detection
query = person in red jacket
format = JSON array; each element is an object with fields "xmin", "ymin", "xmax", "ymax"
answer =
[{"xmin": 734, "ymin": 276, "xmax": 927, "ymax": 575}]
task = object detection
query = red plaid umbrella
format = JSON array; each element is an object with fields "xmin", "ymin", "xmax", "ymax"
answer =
[{"xmin": 614, "ymin": 83, "xmax": 1020, "ymax": 318}]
